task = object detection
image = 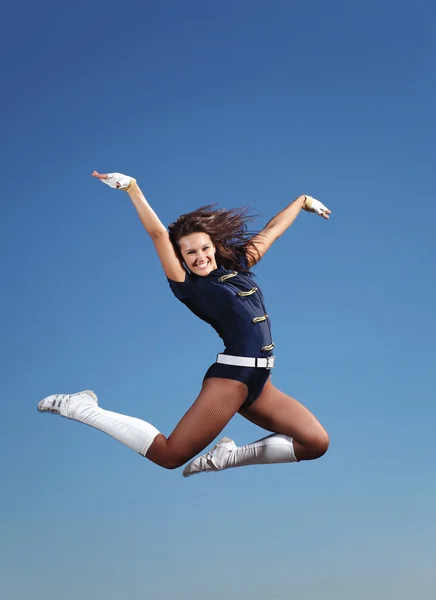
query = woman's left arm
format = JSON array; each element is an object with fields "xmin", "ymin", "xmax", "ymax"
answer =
[{"xmin": 247, "ymin": 195, "xmax": 330, "ymax": 267}]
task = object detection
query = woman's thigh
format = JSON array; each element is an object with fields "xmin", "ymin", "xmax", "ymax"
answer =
[
  {"xmin": 148, "ymin": 377, "xmax": 248, "ymax": 468},
  {"xmin": 239, "ymin": 378, "xmax": 329, "ymax": 456}
]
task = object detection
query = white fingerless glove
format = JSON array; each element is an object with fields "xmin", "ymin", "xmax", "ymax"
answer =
[
  {"xmin": 100, "ymin": 172, "xmax": 136, "ymax": 191},
  {"xmin": 303, "ymin": 195, "xmax": 329, "ymax": 216}
]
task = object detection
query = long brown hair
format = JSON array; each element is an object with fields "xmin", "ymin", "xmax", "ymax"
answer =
[{"xmin": 168, "ymin": 204, "xmax": 261, "ymax": 271}]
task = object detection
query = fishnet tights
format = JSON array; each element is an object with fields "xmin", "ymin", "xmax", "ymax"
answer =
[
  {"xmin": 146, "ymin": 377, "xmax": 248, "ymax": 469},
  {"xmin": 239, "ymin": 379, "xmax": 329, "ymax": 461}
]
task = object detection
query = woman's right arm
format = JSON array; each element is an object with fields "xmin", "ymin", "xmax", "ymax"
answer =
[
  {"xmin": 93, "ymin": 171, "xmax": 186, "ymax": 282},
  {"xmin": 127, "ymin": 180, "xmax": 187, "ymax": 282}
]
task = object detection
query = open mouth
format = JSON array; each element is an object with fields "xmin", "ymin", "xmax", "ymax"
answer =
[{"xmin": 195, "ymin": 261, "xmax": 210, "ymax": 271}]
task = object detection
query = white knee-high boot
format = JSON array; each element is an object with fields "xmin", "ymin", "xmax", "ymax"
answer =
[
  {"xmin": 38, "ymin": 390, "xmax": 160, "ymax": 457},
  {"xmin": 183, "ymin": 433, "xmax": 297, "ymax": 476}
]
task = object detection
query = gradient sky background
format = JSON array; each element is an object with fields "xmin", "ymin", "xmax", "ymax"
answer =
[{"xmin": 1, "ymin": 1, "xmax": 435, "ymax": 599}]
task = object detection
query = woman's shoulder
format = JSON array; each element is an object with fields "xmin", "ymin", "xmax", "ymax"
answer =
[{"xmin": 167, "ymin": 271, "xmax": 194, "ymax": 300}]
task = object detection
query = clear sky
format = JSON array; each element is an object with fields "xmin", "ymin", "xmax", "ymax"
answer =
[{"xmin": 1, "ymin": 1, "xmax": 435, "ymax": 599}]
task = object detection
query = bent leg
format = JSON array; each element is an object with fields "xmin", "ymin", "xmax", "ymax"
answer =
[
  {"xmin": 146, "ymin": 377, "xmax": 248, "ymax": 469},
  {"xmin": 182, "ymin": 379, "xmax": 329, "ymax": 476},
  {"xmin": 239, "ymin": 379, "xmax": 329, "ymax": 461},
  {"xmin": 38, "ymin": 381, "xmax": 247, "ymax": 470}
]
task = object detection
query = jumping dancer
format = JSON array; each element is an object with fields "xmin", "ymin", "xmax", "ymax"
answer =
[{"xmin": 38, "ymin": 171, "xmax": 331, "ymax": 476}]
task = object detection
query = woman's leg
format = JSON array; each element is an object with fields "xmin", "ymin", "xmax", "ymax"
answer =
[
  {"xmin": 238, "ymin": 378, "xmax": 329, "ymax": 461},
  {"xmin": 147, "ymin": 378, "xmax": 247, "ymax": 468},
  {"xmin": 182, "ymin": 378, "xmax": 329, "ymax": 475},
  {"xmin": 38, "ymin": 379, "xmax": 248, "ymax": 469},
  {"xmin": 239, "ymin": 380, "xmax": 329, "ymax": 461}
]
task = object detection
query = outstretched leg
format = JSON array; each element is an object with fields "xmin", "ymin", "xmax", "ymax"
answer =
[
  {"xmin": 182, "ymin": 379, "xmax": 329, "ymax": 476},
  {"xmin": 38, "ymin": 379, "xmax": 248, "ymax": 469}
]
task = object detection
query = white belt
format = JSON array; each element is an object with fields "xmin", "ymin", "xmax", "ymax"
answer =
[{"xmin": 216, "ymin": 353, "xmax": 275, "ymax": 369}]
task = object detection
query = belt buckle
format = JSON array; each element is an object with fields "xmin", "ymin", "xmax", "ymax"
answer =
[{"xmin": 266, "ymin": 356, "xmax": 275, "ymax": 369}]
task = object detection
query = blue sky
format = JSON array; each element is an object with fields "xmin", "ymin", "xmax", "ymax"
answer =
[{"xmin": 1, "ymin": 1, "xmax": 435, "ymax": 598}]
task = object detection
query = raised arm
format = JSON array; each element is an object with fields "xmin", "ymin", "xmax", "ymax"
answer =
[
  {"xmin": 247, "ymin": 195, "xmax": 331, "ymax": 267},
  {"xmin": 92, "ymin": 171, "xmax": 186, "ymax": 282}
]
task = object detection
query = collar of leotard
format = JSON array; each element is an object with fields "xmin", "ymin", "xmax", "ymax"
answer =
[{"xmin": 207, "ymin": 265, "xmax": 231, "ymax": 278}]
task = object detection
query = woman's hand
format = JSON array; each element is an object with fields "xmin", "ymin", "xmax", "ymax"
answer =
[
  {"xmin": 92, "ymin": 171, "xmax": 136, "ymax": 191},
  {"xmin": 302, "ymin": 196, "xmax": 331, "ymax": 220}
]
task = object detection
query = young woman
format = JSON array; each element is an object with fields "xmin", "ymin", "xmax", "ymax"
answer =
[{"xmin": 38, "ymin": 171, "xmax": 331, "ymax": 477}]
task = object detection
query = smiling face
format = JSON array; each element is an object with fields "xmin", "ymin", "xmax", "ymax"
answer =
[{"xmin": 178, "ymin": 232, "xmax": 218, "ymax": 276}]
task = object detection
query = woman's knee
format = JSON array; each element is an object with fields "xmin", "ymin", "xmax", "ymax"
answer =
[
  {"xmin": 156, "ymin": 451, "xmax": 192, "ymax": 470},
  {"xmin": 315, "ymin": 429, "xmax": 330, "ymax": 458},
  {"xmin": 301, "ymin": 428, "xmax": 330, "ymax": 460},
  {"xmin": 146, "ymin": 441, "xmax": 188, "ymax": 470}
]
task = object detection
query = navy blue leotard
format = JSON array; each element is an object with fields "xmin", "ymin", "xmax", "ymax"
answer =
[{"xmin": 167, "ymin": 258, "xmax": 274, "ymax": 408}]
